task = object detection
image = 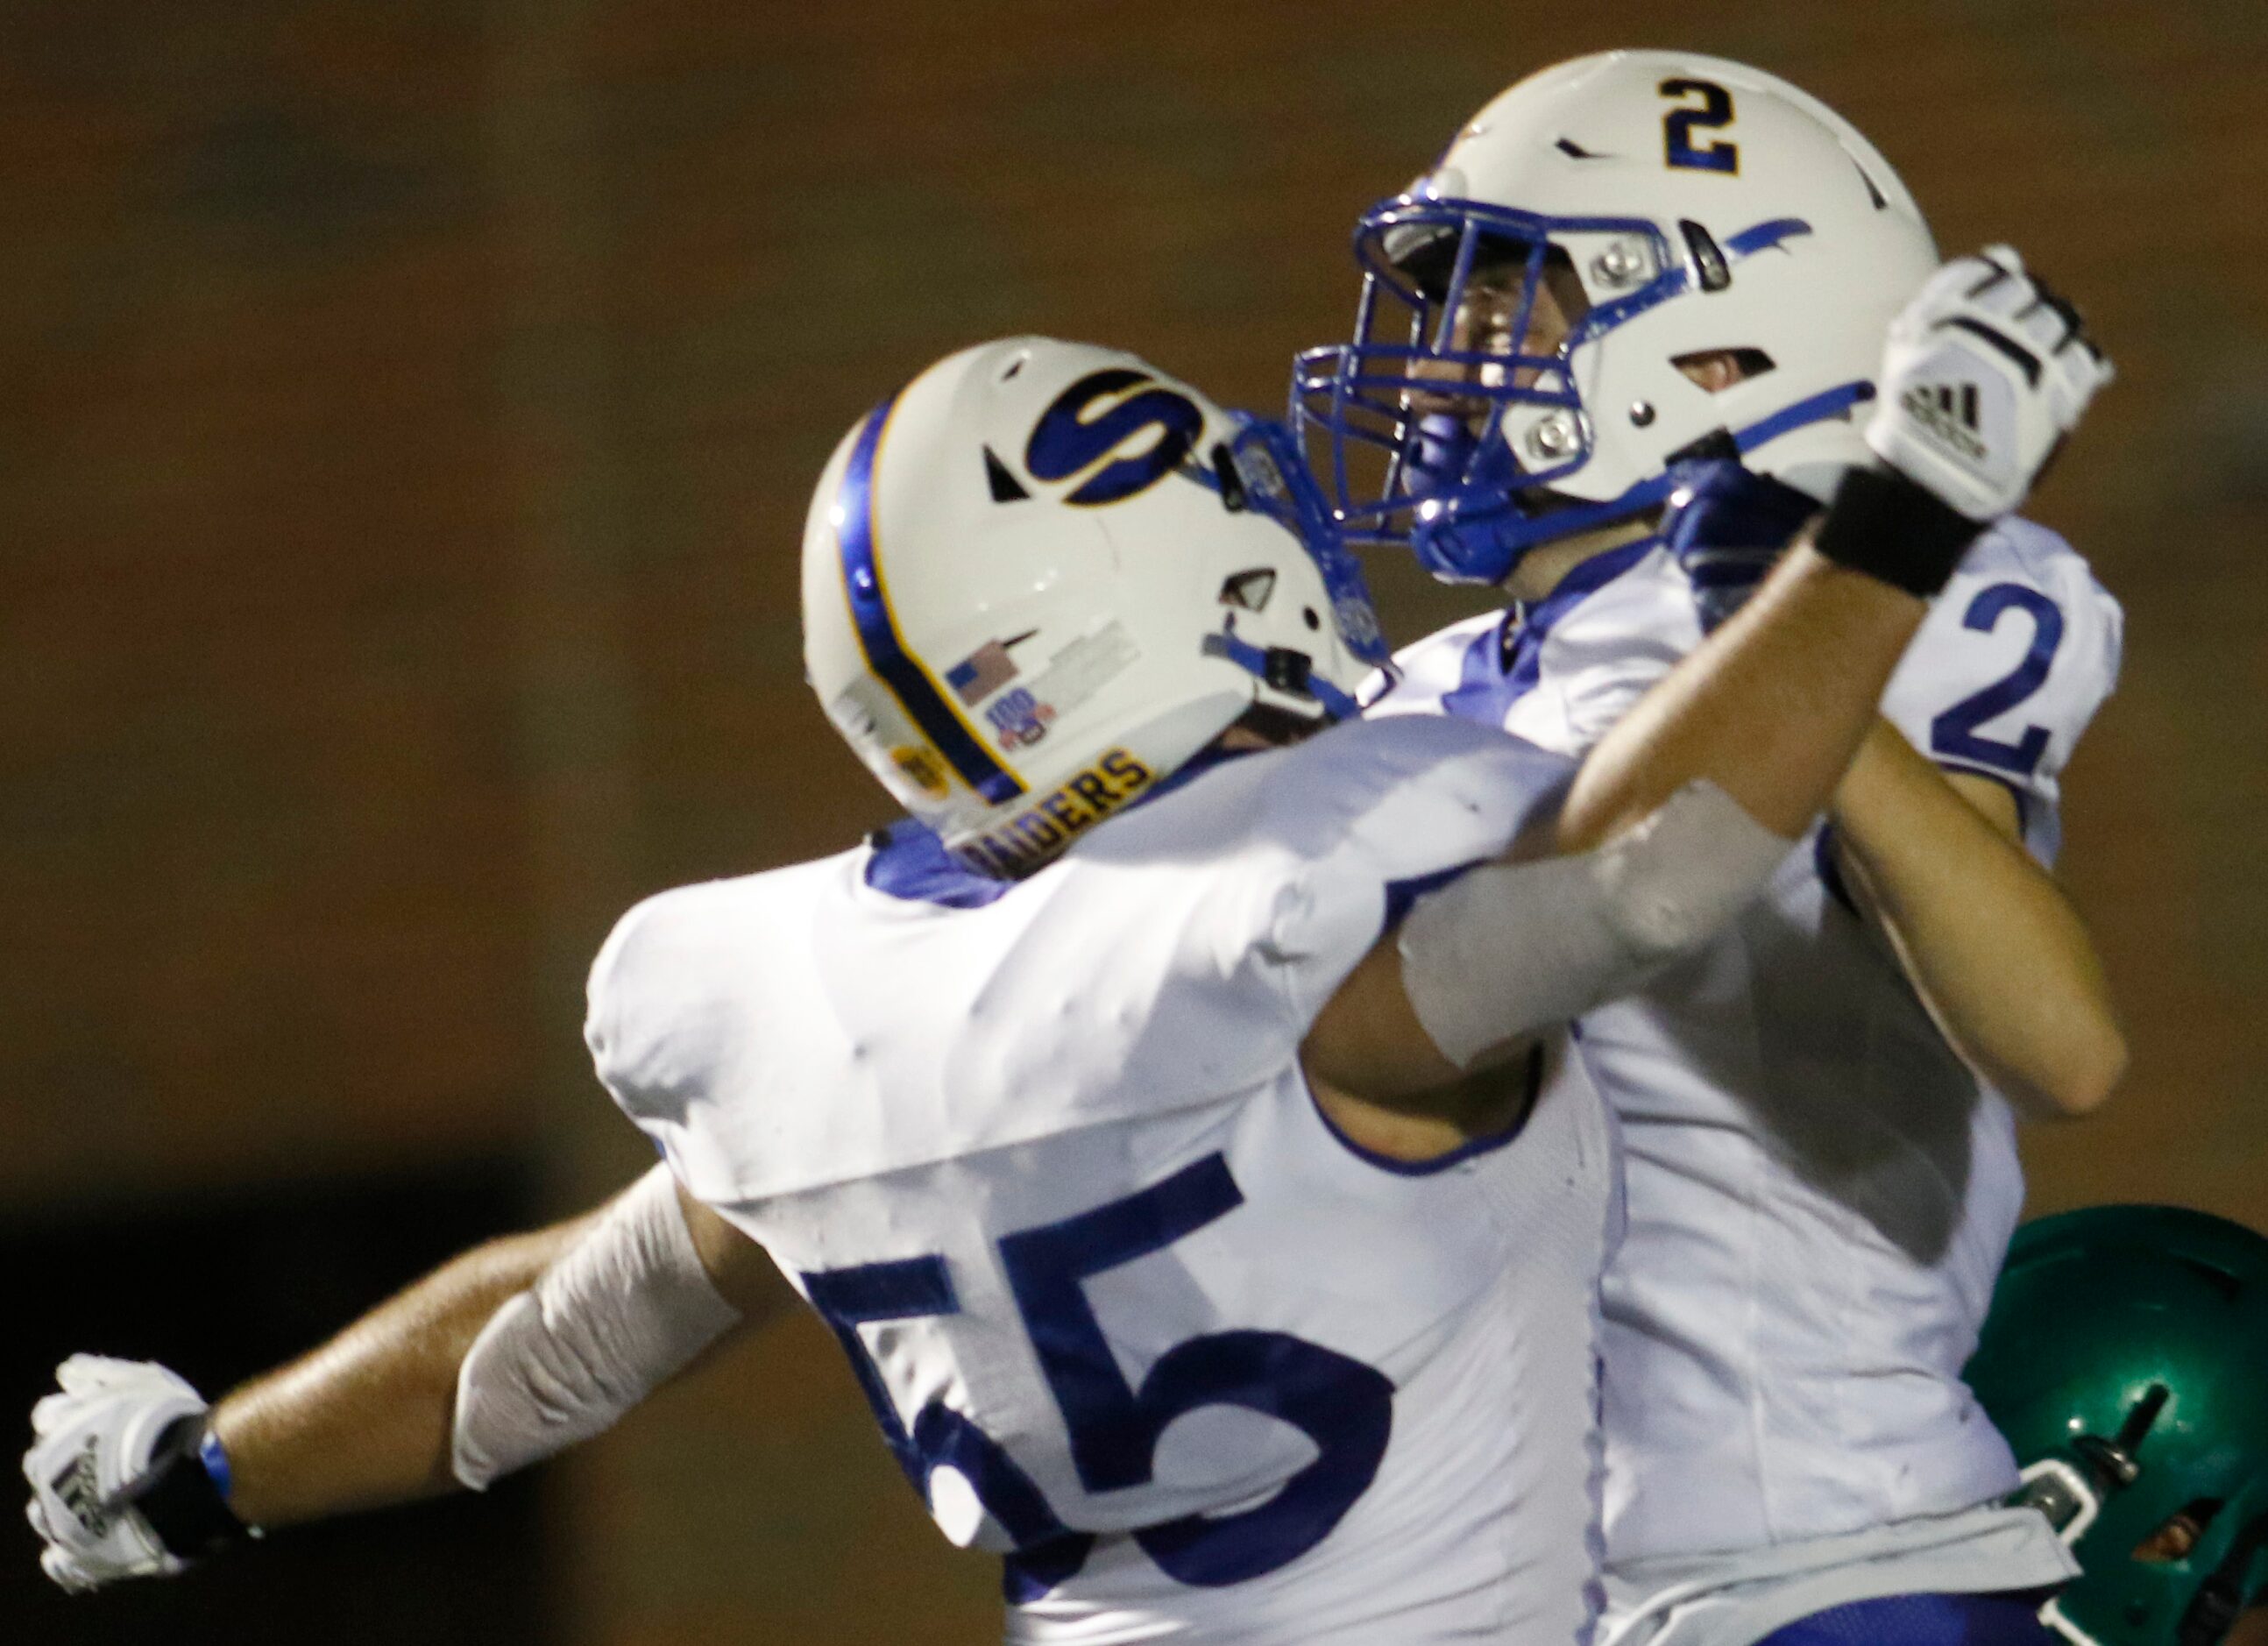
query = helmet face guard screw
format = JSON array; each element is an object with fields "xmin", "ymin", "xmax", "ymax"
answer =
[
  {"xmin": 1591, "ymin": 238, "xmax": 1650, "ymax": 290},
  {"xmin": 1526, "ymin": 411, "xmax": 1581, "ymax": 461},
  {"xmin": 2074, "ymin": 1380, "xmax": 2172, "ymax": 1490},
  {"xmin": 2012, "ymin": 1466, "xmax": 2094, "ymax": 1537}
]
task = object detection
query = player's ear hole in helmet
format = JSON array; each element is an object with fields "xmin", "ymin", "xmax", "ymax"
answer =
[{"xmin": 2137, "ymin": 1501, "xmax": 2224, "ymax": 1564}]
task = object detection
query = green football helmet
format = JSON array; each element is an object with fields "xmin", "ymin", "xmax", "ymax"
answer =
[{"xmin": 1967, "ymin": 1205, "xmax": 2268, "ymax": 1646}]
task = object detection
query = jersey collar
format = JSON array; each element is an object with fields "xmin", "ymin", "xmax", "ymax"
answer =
[{"xmin": 1441, "ymin": 535, "xmax": 1659, "ymax": 724}]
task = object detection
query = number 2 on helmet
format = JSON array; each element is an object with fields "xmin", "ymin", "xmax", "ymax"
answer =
[{"xmin": 1661, "ymin": 78, "xmax": 1739, "ymax": 174}]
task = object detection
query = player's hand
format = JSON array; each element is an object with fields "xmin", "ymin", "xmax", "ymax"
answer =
[
  {"xmin": 24, "ymin": 1355, "xmax": 209, "ymax": 1592},
  {"xmin": 1866, "ymin": 245, "xmax": 2111, "ymax": 521}
]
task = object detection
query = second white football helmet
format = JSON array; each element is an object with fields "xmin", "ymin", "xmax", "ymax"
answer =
[
  {"xmin": 803, "ymin": 337, "xmax": 1386, "ymax": 876},
  {"xmin": 1294, "ymin": 50, "xmax": 1941, "ymax": 583}
]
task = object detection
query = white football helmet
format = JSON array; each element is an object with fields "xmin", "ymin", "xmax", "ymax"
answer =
[
  {"xmin": 1293, "ymin": 50, "xmax": 1941, "ymax": 582},
  {"xmin": 803, "ymin": 337, "xmax": 1386, "ymax": 876}
]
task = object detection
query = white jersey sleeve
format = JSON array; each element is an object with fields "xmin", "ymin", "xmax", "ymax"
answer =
[
  {"xmin": 1878, "ymin": 516, "xmax": 2123, "ymax": 864},
  {"xmin": 585, "ymin": 713, "xmax": 1576, "ymax": 1202},
  {"xmin": 1208, "ymin": 713, "xmax": 1577, "ymax": 1028},
  {"xmin": 582, "ymin": 855, "xmax": 854, "ymax": 1202},
  {"xmin": 1373, "ymin": 521, "xmax": 2122, "ymax": 866}
]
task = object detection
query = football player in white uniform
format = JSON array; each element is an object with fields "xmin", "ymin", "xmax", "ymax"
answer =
[
  {"xmin": 1297, "ymin": 50, "xmax": 2126, "ymax": 1646},
  {"xmin": 25, "ymin": 298, "xmax": 2102, "ymax": 1641}
]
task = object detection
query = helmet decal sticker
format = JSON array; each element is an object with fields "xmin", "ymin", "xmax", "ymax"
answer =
[
  {"xmin": 1025, "ymin": 369, "xmax": 1206, "ymax": 507},
  {"xmin": 955, "ymin": 749, "xmax": 1155, "ymax": 877},
  {"xmin": 835, "ymin": 392, "xmax": 1026, "ymax": 805},
  {"xmin": 1660, "ymin": 78, "xmax": 1739, "ymax": 174},
  {"xmin": 825, "ymin": 675, "xmax": 952, "ymax": 803},
  {"xmin": 1014, "ymin": 620, "xmax": 1140, "ymax": 727},
  {"xmin": 1723, "ymin": 217, "xmax": 1814, "ymax": 259},
  {"xmin": 945, "ymin": 634, "xmax": 1031, "ymax": 706},
  {"xmin": 940, "ymin": 622, "xmax": 1143, "ymax": 758}
]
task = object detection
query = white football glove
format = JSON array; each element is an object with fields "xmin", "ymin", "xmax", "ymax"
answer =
[
  {"xmin": 1866, "ymin": 245, "xmax": 2112, "ymax": 521},
  {"xmin": 24, "ymin": 1355, "xmax": 209, "ymax": 1592}
]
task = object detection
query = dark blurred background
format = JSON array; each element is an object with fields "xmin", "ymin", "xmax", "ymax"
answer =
[{"xmin": 4, "ymin": 2, "xmax": 2263, "ymax": 1641}]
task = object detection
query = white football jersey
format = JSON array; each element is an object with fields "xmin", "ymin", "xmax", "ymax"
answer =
[
  {"xmin": 585, "ymin": 715, "xmax": 1623, "ymax": 1645},
  {"xmin": 1370, "ymin": 519, "xmax": 2123, "ymax": 1568}
]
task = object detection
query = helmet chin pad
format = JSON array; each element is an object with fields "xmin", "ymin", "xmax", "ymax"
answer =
[
  {"xmin": 1401, "ymin": 406, "xmax": 1684, "ymax": 585},
  {"xmin": 1408, "ymin": 468, "xmax": 1668, "ymax": 585},
  {"xmin": 1404, "ymin": 412, "xmax": 1478, "ymax": 500}
]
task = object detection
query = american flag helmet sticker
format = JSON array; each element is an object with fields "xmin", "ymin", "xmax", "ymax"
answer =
[{"xmin": 946, "ymin": 636, "xmax": 1024, "ymax": 705}]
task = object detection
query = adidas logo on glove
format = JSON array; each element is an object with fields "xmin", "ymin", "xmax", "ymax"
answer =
[
  {"xmin": 1899, "ymin": 380, "xmax": 1988, "ymax": 461},
  {"xmin": 53, "ymin": 1438, "xmax": 112, "ymax": 1536}
]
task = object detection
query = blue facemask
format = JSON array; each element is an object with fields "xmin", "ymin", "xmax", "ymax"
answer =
[{"xmin": 1291, "ymin": 192, "xmax": 1865, "ymax": 587}]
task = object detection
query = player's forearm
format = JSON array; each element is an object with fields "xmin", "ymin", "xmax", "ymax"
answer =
[
  {"xmin": 1560, "ymin": 540, "xmax": 1924, "ymax": 850},
  {"xmin": 1371, "ymin": 512, "xmax": 1948, "ymax": 1092},
  {"xmin": 1831, "ymin": 721, "xmax": 2125, "ymax": 1119},
  {"xmin": 208, "ymin": 1215, "xmax": 597, "ymax": 1528}
]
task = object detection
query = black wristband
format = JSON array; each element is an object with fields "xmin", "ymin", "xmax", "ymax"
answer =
[
  {"xmin": 1810, "ymin": 467, "xmax": 1982, "ymax": 598},
  {"xmin": 134, "ymin": 1416, "xmax": 251, "ymax": 1561}
]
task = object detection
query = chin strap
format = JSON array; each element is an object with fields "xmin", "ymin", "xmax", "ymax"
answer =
[
  {"xmin": 1407, "ymin": 380, "xmax": 1879, "ymax": 586},
  {"xmin": 1413, "ymin": 473, "xmax": 1676, "ymax": 585},
  {"xmin": 1201, "ymin": 621, "xmax": 1360, "ymax": 722}
]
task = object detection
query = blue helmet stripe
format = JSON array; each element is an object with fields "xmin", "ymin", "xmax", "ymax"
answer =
[
  {"xmin": 1724, "ymin": 216, "xmax": 1813, "ymax": 259},
  {"xmin": 1732, "ymin": 377, "xmax": 1875, "ymax": 451},
  {"xmin": 836, "ymin": 394, "xmax": 1025, "ymax": 805}
]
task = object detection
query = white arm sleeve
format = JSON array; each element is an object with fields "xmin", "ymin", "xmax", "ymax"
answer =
[
  {"xmin": 1396, "ymin": 780, "xmax": 1791, "ymax": 1069},
  {"xmin": 451, "ymin": 1164, "xmax": 742, "ymax": 1491}
]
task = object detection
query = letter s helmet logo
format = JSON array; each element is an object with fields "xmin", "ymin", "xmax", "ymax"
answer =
[{"xmin": 1024, "ymin": 369, "xmax": 1204, "ymax": 507}]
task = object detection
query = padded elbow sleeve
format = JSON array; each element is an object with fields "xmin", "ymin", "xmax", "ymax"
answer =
[
  {"xmin": 1397, "ymin": 780, "xmax": 1790, "ymax": 1069},
  {"xmin": 451, "ymin": 1164, "xmax": 741, "ymax": 1491}
]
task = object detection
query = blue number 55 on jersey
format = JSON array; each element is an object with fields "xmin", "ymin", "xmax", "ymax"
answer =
[{"xmin": 801, "ymin": 1152, "xmax": 1395, "ymax": 1600}]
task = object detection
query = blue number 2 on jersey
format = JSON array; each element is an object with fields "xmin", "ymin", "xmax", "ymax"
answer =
[
  {"xmin": 802, "ymin": 1153, "xmax": 1395, "ymax": 1600},
  {"xmin": 1930, "ymin": 583, "xmax": 2066, "ymax": 778}
]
